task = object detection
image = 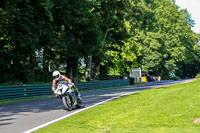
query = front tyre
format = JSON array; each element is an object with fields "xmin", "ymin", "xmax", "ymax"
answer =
[{"xmin": 62, "ymin": 95, "xmax": 72, "ymax": 111}]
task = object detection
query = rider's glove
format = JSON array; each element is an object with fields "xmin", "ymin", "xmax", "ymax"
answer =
[{"xmin": 68, "ymin": 83, "xmax": 73, "ymax": 88}]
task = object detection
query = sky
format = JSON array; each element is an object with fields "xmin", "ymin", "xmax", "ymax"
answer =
[{"xmin": 175, "ymin": 0, "xmax": 200, "ymax": 33}]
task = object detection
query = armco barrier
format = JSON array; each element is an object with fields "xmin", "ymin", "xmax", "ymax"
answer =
[{"xmin": 0, "ymin": 79, "xmax": 130, "ymax": 102}]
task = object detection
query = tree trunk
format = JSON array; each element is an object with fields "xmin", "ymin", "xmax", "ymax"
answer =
[
  {"xmin": 66, "ymin": 58, "xmax": 79, "ymax": 83},
  {"xmin": 85, "ymin": 56, "xmax": 92, "ymax": 81},
  {"xmin": 66, "ymin": 62, "xmax": 73, "ymax": 79},
  {"xmin": 93, "ymin": 64, "xmax": 100, "ymax": 79},
  {"xmin": 72, "ymin": 62, "xmax": 78, "ymax": 83}
]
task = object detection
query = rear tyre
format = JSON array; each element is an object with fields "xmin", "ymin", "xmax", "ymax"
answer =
[{"xmin": 62, "ymin": 95, "xmax": 72, "ymax": 111}]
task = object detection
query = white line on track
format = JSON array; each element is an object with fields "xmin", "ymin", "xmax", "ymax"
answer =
[{"xmin": 23, "ymin": 90, "xmax": 140, "ymax": 133}]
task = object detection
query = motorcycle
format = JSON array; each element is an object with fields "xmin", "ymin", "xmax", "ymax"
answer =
[{"xmin": 54, "ymin": 81, "xmax": 82, "ymax": 111}]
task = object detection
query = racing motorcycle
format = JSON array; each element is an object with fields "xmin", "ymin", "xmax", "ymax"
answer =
[{"xmin": 54, "ymin": 81, "xmax": 82, "ymax": 111}]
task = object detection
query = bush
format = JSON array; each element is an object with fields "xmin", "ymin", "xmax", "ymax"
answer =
[
  {"xmin": 195, "ymin": 74, "xmax": 200, "ymax": 78},
  {"xmin": 34, "ymin": 72, "xmax": 52, "ymax": 82},
  {"xmin": 1, "ymin": 80, "xmax": 24, "ymax": 86}
]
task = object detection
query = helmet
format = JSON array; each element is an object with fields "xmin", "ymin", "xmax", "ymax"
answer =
[{"xmin": 53, "ymin": 71, "xmax": 60, "ymax": 80}]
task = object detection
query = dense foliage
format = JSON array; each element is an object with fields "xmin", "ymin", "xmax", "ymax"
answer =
[{"xmin": 0, "ymin": 0, "xmax": 199, "ymax": 83}]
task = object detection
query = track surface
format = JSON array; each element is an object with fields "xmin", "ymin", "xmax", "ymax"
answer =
[{"xmin": 0, "ymin": 79, "xmax": 194, "ymax": 133}]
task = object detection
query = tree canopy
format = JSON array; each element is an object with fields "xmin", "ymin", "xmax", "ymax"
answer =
[{"xmin": 0, "ymin": 0, "xmax": 199, "ymax": 83}]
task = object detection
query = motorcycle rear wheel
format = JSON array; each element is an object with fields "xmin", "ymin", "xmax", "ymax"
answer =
[{"xmin": 62, "ymin": 95, "xmax": 72, "ymax": 111}]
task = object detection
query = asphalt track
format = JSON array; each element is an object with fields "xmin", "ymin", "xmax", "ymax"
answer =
[{"xmin": 0, "ymin": 79, "xmax": 195, "ymax": 133}]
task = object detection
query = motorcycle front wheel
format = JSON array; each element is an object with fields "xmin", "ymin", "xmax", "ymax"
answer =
[{"xmin": 62, "ymin": 95, "xmax": 72, "ymax": 111}]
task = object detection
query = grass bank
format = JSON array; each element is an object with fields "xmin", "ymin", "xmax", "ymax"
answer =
[{"xmin": 34, "ymin": 79, "xmax": 200, "ymax": 133}]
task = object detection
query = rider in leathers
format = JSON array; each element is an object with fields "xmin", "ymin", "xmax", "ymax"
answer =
[{"xmin": 52, "ymin": 71, "xmax": 80, "ymax": 96}]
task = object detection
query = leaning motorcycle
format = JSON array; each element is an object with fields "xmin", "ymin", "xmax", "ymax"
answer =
[{"xmin": 54, "ymin": 81, "xmax": 82, "ymax": 111}]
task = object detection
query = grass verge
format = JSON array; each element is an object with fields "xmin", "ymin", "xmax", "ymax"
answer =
[{"xmin": 34, "ymin": 79, "xmax": 200, "ymax": 133}]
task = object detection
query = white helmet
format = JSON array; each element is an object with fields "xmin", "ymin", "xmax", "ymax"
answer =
[{"xmin": 53, "ymin": 71, "xmax": 60, "ymax": 80}]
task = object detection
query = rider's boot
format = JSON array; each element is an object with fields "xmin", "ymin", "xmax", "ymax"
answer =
[
  {"xmin": 75, "ymin": 89, "xmax": 81, "ymax": 99},
  {"xmin": 76, "ymin": 90, "xmax": 81, "ymax": 99},
  {"xmin": 72, "ymin": 85, "xmax": 81, "ymax": 99}
]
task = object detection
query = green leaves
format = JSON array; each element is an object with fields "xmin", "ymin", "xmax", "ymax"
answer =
[{"xmin": 1, "ymin": 0, "xmax": 199, "ymax": 83}]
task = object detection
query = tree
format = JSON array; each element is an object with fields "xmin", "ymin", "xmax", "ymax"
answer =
[
  {"xmin": 51, "ymin": 0, "xmax": 103, "ymax": 81},
  {"xmin": 140, "ymin": 0, "xmax": 199, "ymax": 78},
  {"xmin": 0, "ymin": 0, "xmax": 53, "ymax": 83}
]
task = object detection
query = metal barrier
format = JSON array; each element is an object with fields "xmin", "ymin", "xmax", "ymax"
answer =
[{"xmin": 0, "ymin": 79, "xmax": 130, "ymax": 102}]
